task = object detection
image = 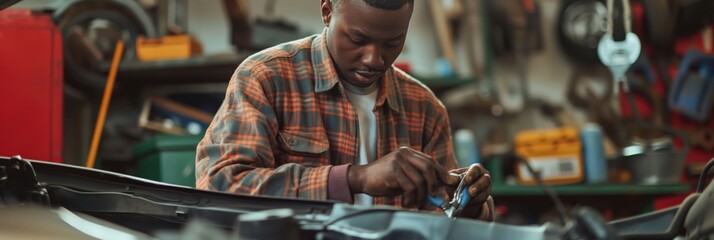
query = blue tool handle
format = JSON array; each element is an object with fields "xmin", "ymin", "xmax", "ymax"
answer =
[
  {"xmin": 459, "ymin": 187, "xmax": 471, "ymax": 209},
  {"xmin": 426, "ymin": 194, "xmax": 445, "ymax": 208},
  {"xmin": 427, "ymin": 188, "xmax": 472, "ymax": 209},
  {"xmin": 461, "ymin": 188, "xmax": 471, "ymax": 209}
]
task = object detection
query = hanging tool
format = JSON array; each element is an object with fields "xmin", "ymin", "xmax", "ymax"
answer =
[
  {"xmin": 668, "ymin": 50, "xmax": 714, "ymax": 122},
  {"xmin": 488, "ymin": 0, "xmax": 542, "ymax": 113},
  {"xmin": 627, "ymin": 54, "xmax": 656, "ymax": 86},
  {"xmin": 597, "ymin": 0, "xmax": 641, "ymax": 94},
  {"xmin": 567, "ymin": 66, "xmax": 628, "ymax": 147},
  {"xmin": 557, "ymin": 0, "xmax": 608, "ymax": 64},
  {"xmin": 86, "ymin": 40, "xmax": 124, "ymax": 169},
  {"xmin": 623, "ymin": 54, "xmax": 669, "ymax": 128},
  {"xmin": 627, "ymin": 73, "xmax": 667, "ymax": 127},
  {"xmin": 426, "ymin": 173, "xmax": 471, "ymax": 219}
]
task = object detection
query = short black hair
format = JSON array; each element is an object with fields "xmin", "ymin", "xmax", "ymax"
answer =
[{"xmin": 330, "ymin": 0, "xmax": 413, "ymax": 10}]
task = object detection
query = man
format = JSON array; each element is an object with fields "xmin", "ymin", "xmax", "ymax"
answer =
[{"xmin": 196, "ymin": 0, "xmax": 493, "ymax": 220}]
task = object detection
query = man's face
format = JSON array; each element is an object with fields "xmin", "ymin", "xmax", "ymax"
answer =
[{"xmin": 321, "ymin": 0, "xmax": 412, "ymax": 87}]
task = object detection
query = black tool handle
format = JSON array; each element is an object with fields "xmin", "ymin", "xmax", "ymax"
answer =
[{"xmin": 612, "ymin": 0, "xmax": 627, "ymax": 41}]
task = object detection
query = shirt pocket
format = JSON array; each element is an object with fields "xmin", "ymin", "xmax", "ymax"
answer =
[{"xmin": 277, "ymin": 130, "xmax": 329, "ymax": 166}]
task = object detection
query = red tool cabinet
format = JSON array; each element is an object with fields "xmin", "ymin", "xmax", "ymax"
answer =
[{"xmin": 0, "ymin": 9, "xmax": 63, "ymax": 163}]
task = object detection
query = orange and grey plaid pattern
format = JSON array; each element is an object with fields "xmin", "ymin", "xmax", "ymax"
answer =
[{"xmin": 195, "ymin": 30, "xmax": 459, "ymax": 208}]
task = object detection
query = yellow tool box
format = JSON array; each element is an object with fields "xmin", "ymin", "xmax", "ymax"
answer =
[
  {"xmin": 514, "ymin": 127, "xmax": 584, "ymax": 185},
  {"xmin": 136, "ymin": 34, "xmax": 201, "ymax": 61}
]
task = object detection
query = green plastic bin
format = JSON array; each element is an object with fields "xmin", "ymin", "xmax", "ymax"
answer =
[{"xmin": 131, "ymin": 134, "xmax": 203, "ymax": 187}]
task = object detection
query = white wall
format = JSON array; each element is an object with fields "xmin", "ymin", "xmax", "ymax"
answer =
[
  {"xmin": 197, "ymin": 0, "xmax": 579, "ymax": 106},
  {"xmin": 12, "ymin": 0, "xmax": 587, "ymax": 108},
  {"xmin": 188, "ymin": 0, "xmax": 445, "ymax": 79}
]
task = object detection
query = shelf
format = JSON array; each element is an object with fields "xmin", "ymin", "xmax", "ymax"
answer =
[
  {"xmin": 99, "ymin": 52, "xmax": 251, "ymax": 85},
  {"xmin": 98, "ymin": 53, "xmax": 476, "ymax": 88},
  {"xmin": 492, "ymin": 183, "xmax": 691, "ymax": 196}
]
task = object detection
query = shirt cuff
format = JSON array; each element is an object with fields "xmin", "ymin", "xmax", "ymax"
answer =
[{"xmin": 328, "ymin": 164, "xmax": 353, "ymax": 203}]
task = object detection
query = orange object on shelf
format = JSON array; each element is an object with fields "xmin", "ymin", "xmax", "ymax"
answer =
[
  {"xmin": 514, "ymin": 127, "xmax": 584, "ymax": 185},
  {"xmin": 136, "ymin": 34, "xmax": 202, "ymax": 61}
]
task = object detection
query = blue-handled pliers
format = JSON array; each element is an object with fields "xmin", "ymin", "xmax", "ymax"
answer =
[{"xmin": 426, "ymin": 173, "xmax": 471, "ymax": 219}]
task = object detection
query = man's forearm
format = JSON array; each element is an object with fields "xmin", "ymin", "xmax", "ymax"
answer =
[{"xmin": 197, "ymin": 160, "xmax": 332, "ymax": 200}]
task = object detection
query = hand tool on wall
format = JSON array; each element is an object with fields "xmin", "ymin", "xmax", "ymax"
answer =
[
  {"xmin": 597, "ymin": 0, "xmax": 641, "ymax": 94},
  {"xmin": 623, "ymin": 55, "xmax": 668, "ymax": 128},
  {"xmin": 86, "ymin": 40, "xmax": 124, "ymax": 169},
  {"xmin": 567, "ymin": 66, "xmax": 628, "ymax": 148},
  {"xmin": 488, "ymin": 0, "xmax": 542, "ymax": 113},
  {"xmin": 626, "ymin": 53, "xmax": 656, "ymax": 85},
  {"xmin": 557, "ymin": 0, "xmax": 608, "ymax": 64},
  {"xmin": 668, "ymin": 50, "xmax": 714, "ymax": 122},
  {"xmin": 624, "ymin": 75, "xmax": 673, "ymax": 146},
  {"xmin": 487, "ymin": 0, "xmax": 543, "ymax": 56},
  {"xmin": 426, "ymin": 173, "xmax": 471, "ymax": 219},
  {"xmin": 57, "ymin": 1, "xmax": 155, "ymax": 92},
  {"xmin": 629, "ymin": 77, "xmax": 666, "ymax": 125}
]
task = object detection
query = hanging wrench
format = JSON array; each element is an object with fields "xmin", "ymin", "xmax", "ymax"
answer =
[{"xmin": 597, "ymin": 0, "xmax": 641, "ymax": 94}]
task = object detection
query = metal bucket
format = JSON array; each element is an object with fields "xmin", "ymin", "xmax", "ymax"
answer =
[
  {"xmin": 622, "ymin": 150, "xmax": 688, "ymax": 184},
  {"xmin": 620, "ymin": 125, "xmax": 690, "ymax": 185}
]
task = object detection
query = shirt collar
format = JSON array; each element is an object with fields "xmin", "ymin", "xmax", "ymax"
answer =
[
  {"xmin": 312, "ymin": 29, "xmax": 340, "ymax": 94},
  {"xmin": 311, "ymin": 28, "xmax": 401, "ymax": 112}
]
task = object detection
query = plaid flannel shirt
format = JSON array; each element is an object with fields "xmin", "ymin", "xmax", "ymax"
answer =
[{"xmin": 195, "ymin": 30, "xmax": 461, "ymax": 209}]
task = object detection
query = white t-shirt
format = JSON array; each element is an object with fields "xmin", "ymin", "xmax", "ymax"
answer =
[{"xmin": 342, "ymin": 80, "xmax": 378, "ymax": 206}]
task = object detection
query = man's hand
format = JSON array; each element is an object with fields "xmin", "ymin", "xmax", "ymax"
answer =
[
  {"xmin": 347, "ymin": 146, "xmax": 450, "ymax": 208},
  {"xmin": 447, "ymin": 164, "xmax": 492, "ymax": 220}
]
